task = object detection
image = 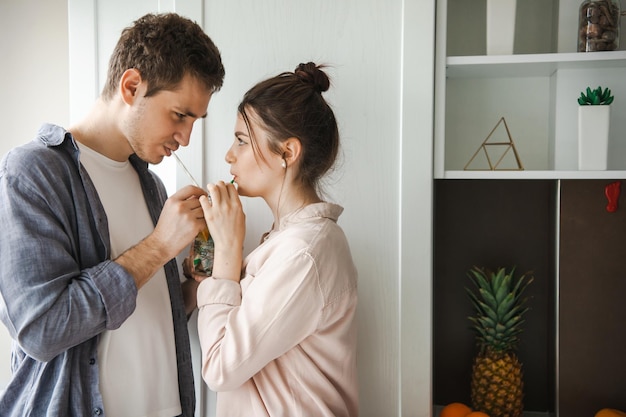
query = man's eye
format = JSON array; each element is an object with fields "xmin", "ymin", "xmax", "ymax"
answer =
[{"xmin": 175, "ymin": 112, "xmax": 186, "ymax": 119}]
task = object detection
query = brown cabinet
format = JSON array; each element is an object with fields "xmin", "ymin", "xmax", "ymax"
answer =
[{"xmin": 434, "ymin": 178, "xmax": 626, "ymax": 416}]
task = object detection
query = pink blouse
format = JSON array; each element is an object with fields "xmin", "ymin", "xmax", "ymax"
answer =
[{"xmin": 197, "ymin": 203, "xmax": 358, "ymax": 417}]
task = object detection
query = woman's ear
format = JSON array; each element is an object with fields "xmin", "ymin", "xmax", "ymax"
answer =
[
  {"xmin": 281, "ymin": 137, "xmax": 302, "ymax": 168},
  {"xmin": 119, "ymin": 68, "xmax": 143, "ymax": 105}
]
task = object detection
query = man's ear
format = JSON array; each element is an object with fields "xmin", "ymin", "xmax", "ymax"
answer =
[
  {"xmin": 119, "ymin": 68, "xmax": 143, "ymax": 105},
  {"xmin": 282, "ymin": 137, "xmax": 302, "ymax": 168}
]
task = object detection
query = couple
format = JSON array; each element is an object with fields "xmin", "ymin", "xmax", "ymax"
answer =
[{"xmin": 0, "ymin": 12, "xmax": 358, "ymax": 417}]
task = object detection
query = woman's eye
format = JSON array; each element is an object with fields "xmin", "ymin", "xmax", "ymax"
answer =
[{"xmin": 236, "ymin": 136, "xmax": 247, "ymax": 146}]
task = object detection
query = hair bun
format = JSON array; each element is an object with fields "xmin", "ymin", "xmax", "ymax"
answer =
[{"xmin": 294, "ymin": 62, "xmax": 330, "ymax": 94}]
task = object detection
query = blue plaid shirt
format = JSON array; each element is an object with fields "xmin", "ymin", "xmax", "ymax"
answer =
[{"xmin": 0, "ymin": 124, "xmax": 195, "ymax": 416}]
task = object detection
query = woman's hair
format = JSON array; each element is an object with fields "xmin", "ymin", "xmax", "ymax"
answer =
[
  {"xmin": 239, "ymin": 62, "xmax": 339, "ymax": 190},
  {"xmin": 101, "ymin": 13, "xmax": 225, "ymax": 100}
]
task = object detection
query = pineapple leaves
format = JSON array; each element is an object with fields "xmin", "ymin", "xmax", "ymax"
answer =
[
  {"xmin": 494, "ymin": 274, "xmax": 510, "ymax": 304},
  {"xmin": 491, "ymin": 267, "xmax": 508, "ymax": 296},
  {"xmin": 469, "ymin": 268, "xmax": 491, "ymax": 292},
  {"xmin": 496, "ymin": 292, "xmax": 515, "ymax": 319},
  {"xmin": 479, "ymin": 288, "xmax": 498, "ymax": 309},
  {"xmin": 466, "ymin": 266, "xmax": 533, "ymax": 353},
  {"xmin": 477, "ymin": 316, "xmax": 496, "ymax": 329},
  {"xmin": 512, "ymin": 272, "xmax": 533, "ymax": 297}
]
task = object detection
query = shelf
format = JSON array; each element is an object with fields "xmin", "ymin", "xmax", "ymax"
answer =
[
  {"xmin": 441, "ymin": 170, "xmax": 626, "ymax": 180},
  {"xmin": 446, "ymin": 51, "xmax": 626, "ymax": 79},
  {"xmin": 436, "ymin": 50, "xmax": 626, "ymax": 177}
]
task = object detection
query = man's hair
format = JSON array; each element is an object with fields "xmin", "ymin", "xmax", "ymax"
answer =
[{"xmin": 101, "ymin": 13, "xmax": 225, "ymax": 100}]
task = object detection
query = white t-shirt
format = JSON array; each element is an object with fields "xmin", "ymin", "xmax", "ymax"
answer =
[{"xmin": 78, "ymin": 143, "xmax": 181, "ymax": 417}]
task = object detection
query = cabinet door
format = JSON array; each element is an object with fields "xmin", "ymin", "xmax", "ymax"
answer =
[
  {"xmin": 433, "ymin": 179, "xmax": 556, "ymax": 412},
  {"xmin": 559, "ymin": 179, "xmax": 626, "ymax": 417}
]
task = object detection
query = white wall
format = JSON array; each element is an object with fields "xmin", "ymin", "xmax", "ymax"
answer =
[
  {"xmin": 0, "ymin": 0, "xmax": 70, "ymax": 157},
  {"xmin": 0, "ymin": 0, "xmax": 70, "ymax": 389},
  {"xmin": 203, "ymin": 2, "xmax": 410, "ymax": 414},
  {"xmin": 201, "ymin": 2, "xmax": 434, "ymax": 415},
  {"xmin": 0, "ymin": 1, "xmax": 434, "ymax": 415}
]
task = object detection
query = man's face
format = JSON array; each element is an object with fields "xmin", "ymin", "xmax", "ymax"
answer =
[{"xmin": 124, "ymin": 74, "xmax": 212, "ymax": 165}]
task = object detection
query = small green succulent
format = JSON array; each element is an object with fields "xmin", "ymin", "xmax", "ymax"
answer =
[{"xmin": 578, "ymin": 86, "xmax": 614, "ymax": 105}]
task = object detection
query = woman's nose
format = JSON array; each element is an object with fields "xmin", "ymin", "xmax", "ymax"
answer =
[{"xmin": 225, "ymin": 146, "xmax": 235, "ymax": 164}]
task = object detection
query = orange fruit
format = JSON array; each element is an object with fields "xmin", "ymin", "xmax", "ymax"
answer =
[
  {"xmin": 467, "ymin": 412, "xmax": 490, "ymax": 417},
  {"xmin": 596, "ymin": 410, "xmax": 626, "ymax": 417},
  {"xmin": 440, "ymin": 402, "xmax": 472, "ymax": 417}
]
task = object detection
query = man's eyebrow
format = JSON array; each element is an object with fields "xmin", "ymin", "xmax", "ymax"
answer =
[{"xmin": 179, "ymin": 109, "xmax": 207, "ymax": 119}]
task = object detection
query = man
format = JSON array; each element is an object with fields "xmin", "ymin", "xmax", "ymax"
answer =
[{"xmin": 0, "ymin": 13, "xmax": 224, "ymax": 416}]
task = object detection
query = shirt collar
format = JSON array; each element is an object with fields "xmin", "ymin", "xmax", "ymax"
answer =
[{"xmin": 277, "ymin": 202, "xmax": 344, "ymax": 230}]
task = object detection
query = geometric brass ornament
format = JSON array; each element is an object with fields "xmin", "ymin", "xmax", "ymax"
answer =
[{"xmin": 464, "ymin": 117, "xmax": 524, "ymax": 171}]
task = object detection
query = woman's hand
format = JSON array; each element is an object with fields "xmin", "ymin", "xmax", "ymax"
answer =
[{"xmin": 200, "ymin": 181, "xmax": 245, "ymax": 282}]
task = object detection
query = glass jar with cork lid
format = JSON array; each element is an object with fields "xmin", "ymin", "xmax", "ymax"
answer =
[{"xmin": 578, "ymin": 0, "xmax": 621, "ymax": 52}]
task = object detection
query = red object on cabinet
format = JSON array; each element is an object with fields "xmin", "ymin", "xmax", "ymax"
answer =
[{"xmin": 605, "ymin": 181, "xmax": 621, "ymax": 213}]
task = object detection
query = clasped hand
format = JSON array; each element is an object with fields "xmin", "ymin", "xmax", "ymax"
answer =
[{"xmin": 185, "ymin": 181, "xmax": 245, "ymax": 283}]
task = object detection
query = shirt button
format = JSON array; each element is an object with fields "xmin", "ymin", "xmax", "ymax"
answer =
[
  {"xmin": 89, "ymin": 358, "xmax": 96, "ymax": 365},
  {"xmin": 93, "ymin": 408, "xmax": 102, "ymax": 415}
]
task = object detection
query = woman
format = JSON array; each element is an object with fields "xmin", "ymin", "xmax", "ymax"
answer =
[{"xmin": 192, "ymin": 62, "xmax": 358, "ymax": 417}]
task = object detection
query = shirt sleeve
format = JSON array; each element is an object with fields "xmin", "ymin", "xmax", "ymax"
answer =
[
  {"xmin": 196, "ymin": 247, "xmax": 323, "ymax": 391},
  {"xmin": 0, "ymin": 152, "xmax": 137, "ymax": 362}
]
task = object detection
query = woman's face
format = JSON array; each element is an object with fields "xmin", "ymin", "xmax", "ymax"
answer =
[{"xmin": 225, "ymin": 109, "xmax": 285, "ymax": 200}]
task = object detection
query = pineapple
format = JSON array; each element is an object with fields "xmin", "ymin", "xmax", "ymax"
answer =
[{"xmin": 466, "ymin": 266, "xmax": 533, "ymax": 417}]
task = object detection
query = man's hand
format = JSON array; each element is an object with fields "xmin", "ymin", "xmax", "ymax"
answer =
[{"xmin": 115, "ymin": 185, "xmax": 207, "ymax": 289}]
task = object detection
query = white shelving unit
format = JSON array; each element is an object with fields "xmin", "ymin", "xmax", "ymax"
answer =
[
  {"xmin": 434, "ymin": 0, "xmax": 626, "ymax": 180},
  {"xmin": 433, "ymin": 2, "xmax": 626, "ymax": 415}
]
